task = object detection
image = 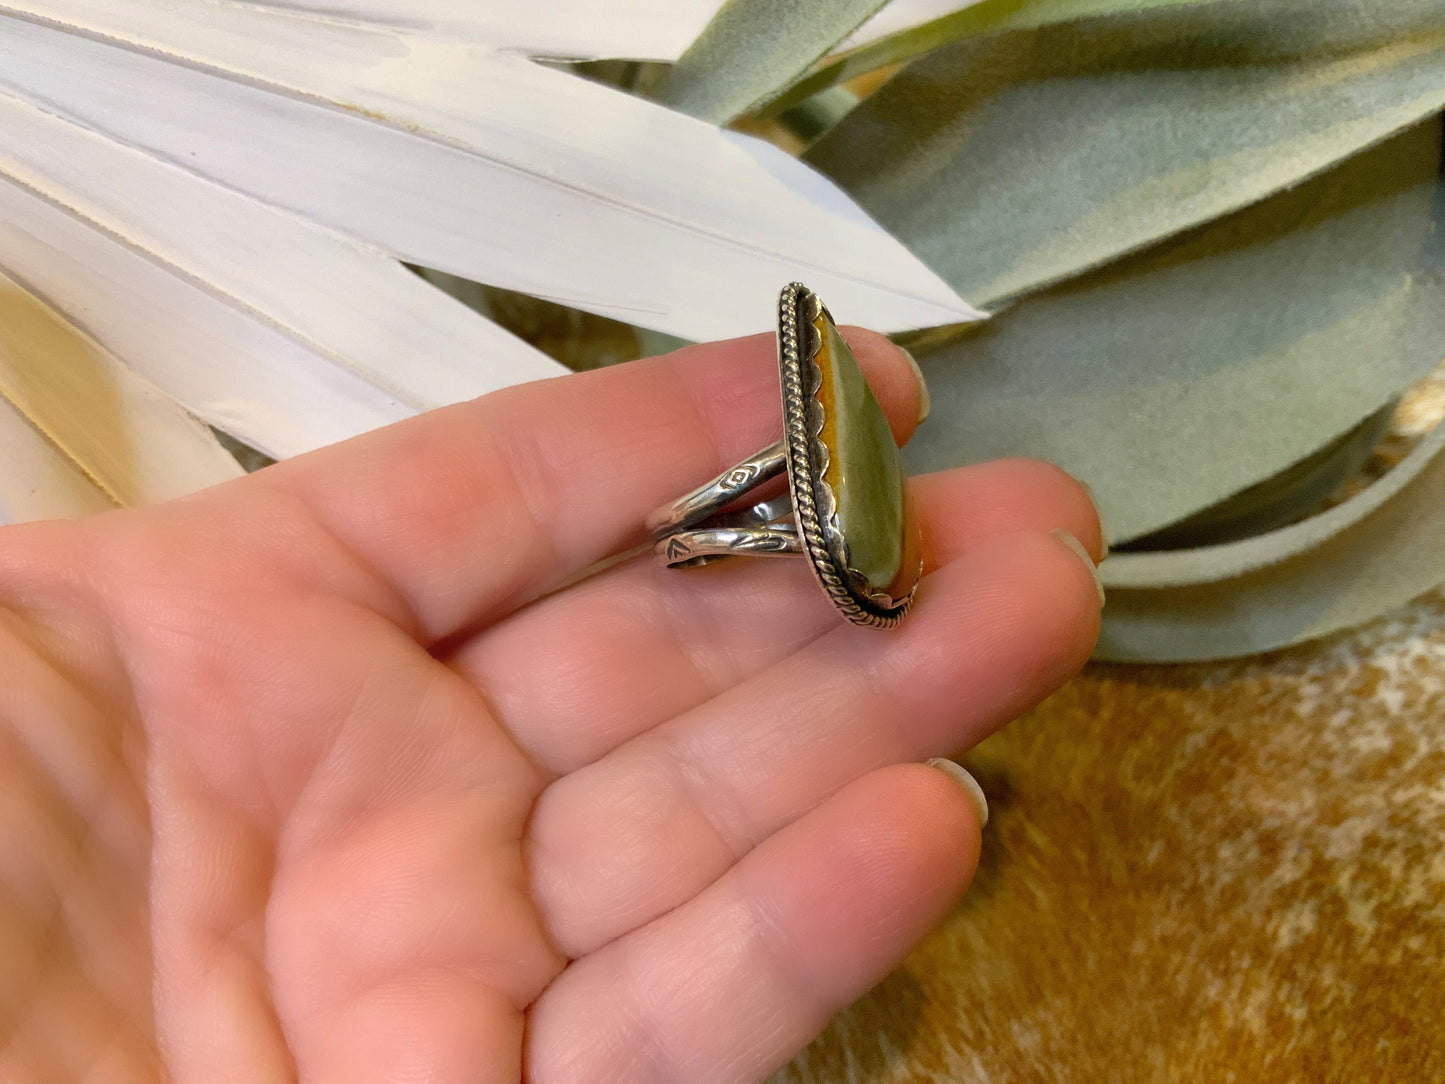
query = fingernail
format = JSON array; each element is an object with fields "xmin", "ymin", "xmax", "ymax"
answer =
[
  {"xmin": 1051, "ymin": 528, "xmax": 1106, "ymax": 608},
  {"xmin": 1078, "ymin": 482, "xmax": 1111, "ymax": 560},
  {"xmin": 927, "ymin": 757, "xmax": 989, "ymax": 828},
  {"xmin": 897, "ymin": 345, "xmax": 930, "ymax": 425}
]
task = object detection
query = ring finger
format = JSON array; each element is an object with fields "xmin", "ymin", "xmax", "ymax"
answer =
[{"xmin": 525, "ymin": 522, "xmax": 1103, "ymax": 957}]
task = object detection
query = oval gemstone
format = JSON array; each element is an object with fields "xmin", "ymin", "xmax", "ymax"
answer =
[{"xmin": 813, "ymin": 313, "xmax": 914, "ymax": 599}]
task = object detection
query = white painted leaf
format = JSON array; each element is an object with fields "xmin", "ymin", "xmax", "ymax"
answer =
[
  {"xmin": 0, "ymin": 397, "xmax": 115, "ymax": 525},
  {"xmin": 0, "ymin": 90, "xmax": 564, "ymax": 460},
  {"xmin": 0, "ymin": 3, "xmax": 977, "ymax": 341},
  {"xmin": 0, "ymin": 277, "xmax": 243, "ymax": 512},
  {"xmin": 231, "ymin": 0, "xmax": 727, "ymax": 60}
]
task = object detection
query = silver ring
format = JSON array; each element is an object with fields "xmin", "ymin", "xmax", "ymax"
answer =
[{"xmin": 648, "ymin": 283, "xmax": 922, "ymax": 629}]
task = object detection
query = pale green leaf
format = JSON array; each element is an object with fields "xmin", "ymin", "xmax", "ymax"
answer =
[
  {"xmin": 808, "ymin": 1, "xmax": 1445, "ymax": 307},
  {"xmin": 902, "ymin": 121, "xmax": 1445, "ymax": 545},
  {"xmin": 1095, "ymin": 419, "xmax": 1445, "ymax": 661},
  {"xmin": 1119, "ymin": 405, "xmax": 1395, "ymax": 551},
  {"xmin": 765, "ymin": 0, "xmax": 1203, "ymax": 118},
  {"xmin": 658, "ymin": 0, "xmax": 890, "ymax": 123},
  {"xmin": 845, "ymin": 0, "xmax": 991, "ymax": 47}
]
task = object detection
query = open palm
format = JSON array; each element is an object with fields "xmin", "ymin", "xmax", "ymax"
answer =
[{"xmin": 0, "ymin": 330, "xmax": 1101, "ymax": 1083}]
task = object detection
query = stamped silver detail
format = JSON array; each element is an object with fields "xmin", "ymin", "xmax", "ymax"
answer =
[
  {"xmin": 646, "ymin": 441, "xmax": 788, "ymax": 539},
  {"xmin": 654, "ymin": 525, "xmax": 803, "ymax": 567}
]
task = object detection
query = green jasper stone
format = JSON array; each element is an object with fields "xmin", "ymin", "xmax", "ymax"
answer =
[{"xmin": 818, "ymin": 317, "xmax": 907, "ymax": 595}]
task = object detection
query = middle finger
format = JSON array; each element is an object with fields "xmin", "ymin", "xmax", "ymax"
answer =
[{"xmin": 448, "ymin": 458, "xmax": 1102, "ymax": 775}]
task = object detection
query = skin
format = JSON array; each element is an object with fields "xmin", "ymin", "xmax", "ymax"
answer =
[{"xmin": 0, "ymin": 329, "xmax": 1102, "ymax": 1083}]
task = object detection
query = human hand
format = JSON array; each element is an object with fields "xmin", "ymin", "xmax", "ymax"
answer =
[{"xmin": 0, "ymin": 330, "xmax": 1102, "ymax": 1083}]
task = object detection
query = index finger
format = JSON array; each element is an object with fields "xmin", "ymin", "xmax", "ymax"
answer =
[{"xmin": 255, "ymin": 328, "xmax": 925, "ymax": 643}]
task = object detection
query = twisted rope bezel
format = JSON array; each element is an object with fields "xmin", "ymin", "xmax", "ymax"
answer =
[{"xmin": 778, "ymin": 283, "xmax": 916, "ymax": 630}]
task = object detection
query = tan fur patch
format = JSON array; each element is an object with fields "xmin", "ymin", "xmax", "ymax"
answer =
[{"xmin": 778, "ymin": 590, "xmax": 1445, "ymax": 1083}]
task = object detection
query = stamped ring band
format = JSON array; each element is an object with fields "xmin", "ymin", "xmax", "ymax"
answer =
[{"xmin": 647, "ymin": 283, "xmax": 923, "ymax": 629}]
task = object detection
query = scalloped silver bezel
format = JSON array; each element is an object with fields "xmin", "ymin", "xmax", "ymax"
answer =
[{"xmin": 777, "ymin": 283, "xmax": 917, "ymax": 629}]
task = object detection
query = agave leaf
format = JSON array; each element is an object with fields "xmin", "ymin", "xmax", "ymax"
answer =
[
  {"xmin": 903, "ymin": 121, "xmax": 1445, "ymax": 545},
  {"xmin": 847, "ymin": 0, "xmax": 989, "ymax": 46},
  {"xmin": 808, "ymin": 1, "xmax": 1445, "ymax": 308},
  {"xmin": 1095, "ymin": 419, "xmax": 1445, "ymax": 661},
  {"xmin": 0, "ymin": 279, "xmax": 243, "ymax": 512},
  {"xmin": 0, "ymin": 90, "xmax": 564, "ymax": 460},
  {"xmin": 658, "ymin": 0, "xmax": 891, "ymax": 123},
  {"xmin": 768, "ymin": 0, "xmax": 1203, "ymax": 117},
  {"xmin": 0, "ymin": 3, "xmax": 978, "ymax": 342},
  {"xmin": 1119, "ymin": 405, "xmax": 1396, "ymax": 551}
]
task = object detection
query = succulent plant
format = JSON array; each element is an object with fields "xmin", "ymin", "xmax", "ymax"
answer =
[{"xmin": 2, "ymin": 0, "xmax": 1442, "ymax": 661}]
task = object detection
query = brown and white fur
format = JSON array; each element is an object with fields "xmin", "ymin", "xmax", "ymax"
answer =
[{"xmin": 778, "ymin": 590, "xmax": 1445, "ymax": 1083}]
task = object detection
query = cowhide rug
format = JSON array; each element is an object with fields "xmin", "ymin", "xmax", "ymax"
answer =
[{"xmin": 778, "ymin": 588, "xmax": 1445, "ymax": 1083}]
